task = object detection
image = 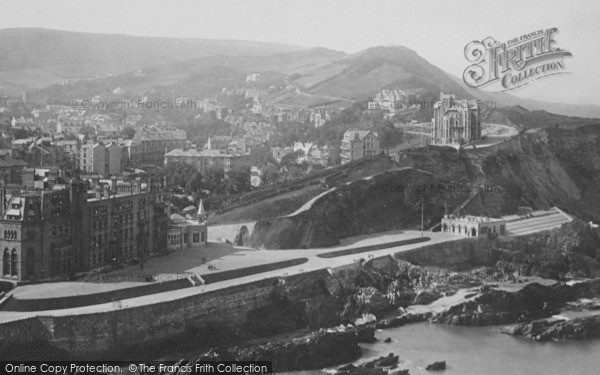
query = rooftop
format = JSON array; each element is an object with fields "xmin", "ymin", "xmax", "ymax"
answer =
[{"xmin": 165, "ymin": 148, "xmax": 247, "ymax": 158}]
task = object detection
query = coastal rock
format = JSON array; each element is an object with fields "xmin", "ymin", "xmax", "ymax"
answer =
[
  {"xmin": 223, "ymin": 329, "xmax": 362, "ymax": 371},
  {"xmin": 353, "ymin": 325, "xmax": 377, "ymax": 343},
  {"xmin": 502, "ymin": 315, "xmax": 600, "ymax": 341},
  {"xmin": 355, "ymin": 313, "xmax": 377, "ymax": 326},
  {"xmin": 412, "ymin": 290, "xmax": 443, "ymax": 305},
  {"xmin": 364, "ymin": 255, "xmax": 401, "ymax": 277},
  {"xmin": 433, "ymin": 282, "xmax": 565, "ymax": 326},
  {"xmin": 336, "ymin": 353, "xmax": 406, "ymax": 375},
  {"xmin": 343, "ymin": 287, "xmax": 392, "ymax": 319},
  {"xmin": 425, "ymin": 361, "xmax": 446, "ymax": 371},
  {"xmin": 373, "ymin": 353, "xmax": 399, "ymax": 367},
  {"xmin": 375, "ymin": 312, "xmax": 431, "ymax": 329}
]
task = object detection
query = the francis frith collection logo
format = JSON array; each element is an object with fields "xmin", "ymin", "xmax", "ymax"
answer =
[{"xmin": 463, "ymin": 27, "xmax": 572, "ymax": 92}]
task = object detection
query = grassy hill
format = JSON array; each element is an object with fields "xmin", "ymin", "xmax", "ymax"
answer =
[
  {"xmin": 0, "ymin": 28, "xmax": 305, "ymax": 94},
  {"xmin": 305, "ymin": 46, "xmax": 471, "ymax": 100}
]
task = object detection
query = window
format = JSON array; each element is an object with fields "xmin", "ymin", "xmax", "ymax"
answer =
[
  {"xmin": 10, "ymin": 249, "xmax": 17, "ymax": 277},
  {"xmin": 193, "ymin": 232, "xmax": 200, "ymax": 243},
  {"xmin": 2, "ymin": 248, "xmax": 9, "ymax": 275}
]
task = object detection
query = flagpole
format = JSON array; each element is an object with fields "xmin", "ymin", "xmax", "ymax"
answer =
[{"xmin": 421, "ymin": 199, "xmax": 424, "ymax": 237}]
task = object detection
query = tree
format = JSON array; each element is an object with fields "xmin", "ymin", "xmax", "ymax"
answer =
[
  {"xmin": 203, "ymin": 165, "xmax": 225, "ymax": 194},
  {"xmin": 122, "ymin": 126, "xmax": 136, "ymax": 139},
  {"xmin": 187, "ymin": 171, "xmax": 203, "ymax": 193},
  {"xmin": 262, "ymin": 164, "xmax": 281, "ymax": 185},
  {"xmin": 248, "ymin": 143, "xmax": 276, "ymax": 166},
  {"xmin": 225, "ymin": 165, "xmax": 251, "ymax": 194},
  {"xmin": 78, "ymin": 126, "xmax": 96, "ymax": 138},
  {"xmin": 164, "ymin": 162, "xmax": 199, "ymax": 192},
  {"xmin": 279, "ymin": 150, "xmax": 303, "ymax": 168}
]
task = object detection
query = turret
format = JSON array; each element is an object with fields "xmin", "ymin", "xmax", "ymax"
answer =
[{"xmin": 197, "ymin": 199, "xmax": 206, "ymax": 222}]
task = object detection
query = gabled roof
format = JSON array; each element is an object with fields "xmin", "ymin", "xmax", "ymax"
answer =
[{"xmin": 343, "ymin": 130, "xmax": 378, "ymax": 141}]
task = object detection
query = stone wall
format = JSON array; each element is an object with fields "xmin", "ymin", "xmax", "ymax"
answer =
[
  {"xmin": 208, "ymin": 222, "xmax": 256, "ymax": 243},
  {"xmin": 395, "ymin": 237, "xmax": 494, "ymax": 269},
  {"xmin": 0, "ymin": 269, "xmax": 331, "ymax": 359}
]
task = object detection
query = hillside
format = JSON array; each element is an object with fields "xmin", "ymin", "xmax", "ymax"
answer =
[
  {"xmin": 304, "ymin": 46, "xmax": 471, "ymax": 100},
  {"xmin": 209, "ymin": 155, "xmax": 399, "ymax": 224},
  {"xmin": 0, "ymin": 28, "xmax": 304, "ymax": 94},
  {"xmin": 248, "ymin": 124, "xmax": 600, "ymax": 249},
  {"xmin": 17, "ymin": 35, "xmax": 600, "ymax": 119}
]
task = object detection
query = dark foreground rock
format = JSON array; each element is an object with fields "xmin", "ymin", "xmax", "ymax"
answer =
[
  {"xmin": 335, "ymin": 353, "xmax": 409, "ymax": 375},
  {"xmin": 502, "ymin": 315, "xmax": 600, "ymax": 341},
  {"xmin": 189, "ymin": 328, "xmax": 364, "ymax": 372},
  {"xmin": 425, "ymin": 361, "xmax": 446, "ymax": 371},
  {"xmin": 353, "ymin": 325, "xmax": 377, "ymax": 343},
  {"xmin": 227, "ymin": 329, "xmax": 363, "ymax": 371}
]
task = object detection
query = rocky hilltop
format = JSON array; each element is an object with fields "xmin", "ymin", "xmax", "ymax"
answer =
[{"xmin": 248, "ymin": 125, "xmax": 600, "ymax": 250}]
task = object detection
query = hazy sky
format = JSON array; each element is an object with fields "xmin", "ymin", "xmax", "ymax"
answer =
[{"xmin": 1, "ymin": 0, "xmax": 599, "ymax": 105}]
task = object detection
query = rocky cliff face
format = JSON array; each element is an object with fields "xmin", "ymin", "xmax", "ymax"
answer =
[
  {"xmin": 495, "ymin": 219, "xmax": 600, "ymax": 279},
  {"xmin": 249, "ymin": 125, "xmax": 600, "ymax": 250}
]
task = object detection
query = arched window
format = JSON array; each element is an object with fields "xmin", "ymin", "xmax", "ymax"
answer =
[
  {"xmin": 442, "ymin": 224, "xmax": 448, "ymax": 233},
  {"xmin": 471, "ymin": 227, "xmax": 477, "ymax": 237},
  {"xmin": 10, "ymin": 249, "xmax": 17, "ymax": 277},
  {"xmin": 2, "ymin": 248, "xmax": 9, "ymax": 275}
]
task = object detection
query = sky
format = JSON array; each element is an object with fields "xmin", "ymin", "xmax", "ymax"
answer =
[{"xmin": 1, "ymin": 0, "xmax": 599, "ymax": 105}]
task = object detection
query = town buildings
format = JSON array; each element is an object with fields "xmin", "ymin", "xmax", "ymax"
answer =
[
  {"xmin": 340, "ymin": 130, "xmax": 380, "ymax": 164},
  {"xmin": 431, "ymin": 92, "xmax": 481, "ymax": 146},
  {"xmin": 78, "ymin": 142, "xmax": 123, "ymax": 176},
  {"xmin": 164, "ymin": 148, "xmax": 247, "ymax": 174},
  {"xmin": 0, "ymin": 179, "xmax": 168, "ymax": 282},
  {"xmin": 132, "ymin": 129, "xmax": 187, "ymax": 167}
]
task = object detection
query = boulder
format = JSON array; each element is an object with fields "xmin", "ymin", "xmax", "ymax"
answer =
[{"xmin": 425, "ymin": 361, "xmax": 446, "ymax": 371}]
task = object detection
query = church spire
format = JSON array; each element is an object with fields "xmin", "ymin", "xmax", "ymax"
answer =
[{"xmin": 197, "ymin": 199, "xmax": 206, "ymax": 222}]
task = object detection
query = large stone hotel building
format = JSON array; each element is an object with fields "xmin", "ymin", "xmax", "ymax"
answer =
[
  {"xmin": 0, "ymin": 180, "xmax": 168, "ymax": 282},
  {"xmin": 431, "ymin": 92, "xmax": 481, "ymax": 146}
]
